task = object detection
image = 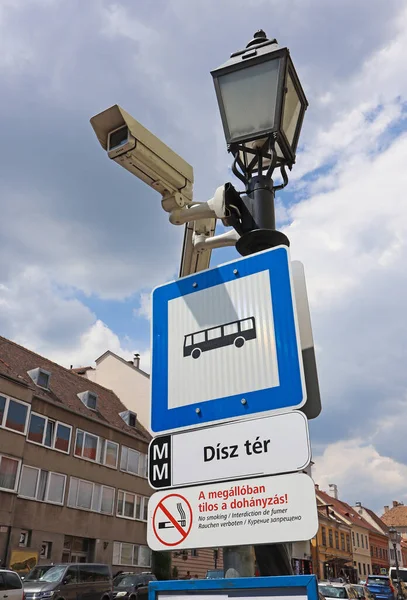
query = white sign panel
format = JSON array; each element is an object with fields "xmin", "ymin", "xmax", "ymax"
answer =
[
  {"xmin": 147, "ymin": 472, "xmax": 318, "ymax": 551},
  {"xmin": 151, "ymin": 247, "xmax": 306, "ymax": 433},
  {"xmin": 148, "ymin": 411, "xmax": 311, "ymax": 489}
]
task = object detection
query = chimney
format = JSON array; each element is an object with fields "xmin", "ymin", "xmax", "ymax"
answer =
[
  {"xmin": 133, "ymin": 353, "xmax": 140, "ymax": 368},
  {"xmin": 355, "ymin": 502, "xmax": 362, "ymax": 507},
  {"xmin": 329, "ymin": 484, "xmax": 338, "ymax": 499},
  {"xmin": 384, "ymin": 506, "xmax": 389, "ymax": 513},
  {"xmin": 393, "ymin": 501, "xmax": 399, "ymax": 508},
  {"xmin": 315, "ymin": 484, "xmax": 319, "ymax": 490}
]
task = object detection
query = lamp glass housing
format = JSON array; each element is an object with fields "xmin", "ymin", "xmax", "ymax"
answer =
[
  {"xmin": 212, "ymin": 40, "xmax": 308, "ymax": 166},
  {"xmin": 217, "ymin": 58, "xmax": 282, "ymax": 145}
]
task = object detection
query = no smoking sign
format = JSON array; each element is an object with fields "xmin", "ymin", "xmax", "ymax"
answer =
[{"xmin": 152, "ymin": 493, "xmax": 193, "ymax": 547}]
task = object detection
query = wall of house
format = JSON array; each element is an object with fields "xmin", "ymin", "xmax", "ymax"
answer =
[
  {"xmin": 352, "ymin": 526, "xmax": 372, "ymax": 580},
  {"xmin": 0, "ymin": 373, "xmax": 151, "ymax": 574},
  {"xmin": 171, "ymin": 549, "xmax": 223, "ymax": 579},
  {"xmin": 87, "ymin": 355, "xmax": 151, "ymax": 433}
]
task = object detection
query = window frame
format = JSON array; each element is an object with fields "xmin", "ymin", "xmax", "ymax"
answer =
[
  {"xmin": 102, "ymin": 439, "xmax": 119, "ymax": 470},
  {"xmin": 74, "ymin": 429, "xmax": 100, "ymax": 463},
  {"xmin": 0, "ymin": 454, "xmax": 22, "ymax": 493},
  {"xmin": 120, "ymin": 446, "xmax": 148, "ymax": 478},
  {"xmin": 113, "ymin": 541, "xmax": 151, "ymax": 567},
  {"xmin": 26, "ymin": 412, "xmax": 72, "ymax": 454},
  {"xmin": 74, "ymin": 429, "xmax": 119, "ymax": 469},
  {"xmin": 18, "ymin": 465, "xmax": 66, "ymax": 505},
  {"xmin": 67, "ymin": 476, "xmax": 115, "ymax": 515},
  {"xmin": 0, "ymin": 395, "xmax": 30, "ymax": 436},
  {"xmin": 116, "ymin": 490, "xmax": 148, "ymax": 522}
]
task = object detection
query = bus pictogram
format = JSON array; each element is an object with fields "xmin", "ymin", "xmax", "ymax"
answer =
[{"xmin": 183, "ymin": 317, "xmax": 256, "ymax": 359}]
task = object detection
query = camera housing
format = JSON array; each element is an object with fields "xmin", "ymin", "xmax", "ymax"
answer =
[{"xmin": 90, "ymin": 105, "xmax": 193, "ymax": 211}]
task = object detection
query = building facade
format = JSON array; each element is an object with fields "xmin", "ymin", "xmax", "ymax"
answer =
[
  {"xmin": 352, "ymin": 504, "xmax": 390, "ymax": 574},
  {"xmin": 75, "ymin": 350, "xmax": 223, "ymax": 578},
  {"xmin": 317, "ymin": 487, "xmax": 374, "ymax": 581},
  {"xmin": 382, "ymin": 502, "xmax": 407, "ymax": 541},
  {"xmin": 0, "ymin": 336, "xmax": 152, "ymax": 576},
  {"xmin": 74, "ymin": 351, "xmax": 151, "ymax": 433},
  {"xmin": 311, "ymin": 502, "xmax": 354, "ymax": 581}
]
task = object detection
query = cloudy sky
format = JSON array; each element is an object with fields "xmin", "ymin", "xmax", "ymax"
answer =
[{"xmin": 1, "ymin": 0, "xmax": 407, "ymax": 514}]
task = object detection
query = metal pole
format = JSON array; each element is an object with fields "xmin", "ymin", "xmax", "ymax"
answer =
[
  {"xmin": 394, "ymin": 542, "xmax": 404, "ymax": 600},
  {"xmin": 223, "ymin": 175, "xmax": 293, "ymax": 579}
]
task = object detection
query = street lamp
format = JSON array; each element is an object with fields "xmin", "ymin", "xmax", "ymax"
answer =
[
  {"xmin": 211, "ymin": 31, "xmax": 308, "ymax": 579},
  {"xmin": 389, "ymin": 527, "xmax": 404, "ymax": 600},
  {"xmin": 211, "ymin": 30, "xmax": 308, "ymax": 256}
]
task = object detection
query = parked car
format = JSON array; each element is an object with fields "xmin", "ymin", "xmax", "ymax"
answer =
[
  {"xmin": 112, "ymin": 573, "xmax": 157, "ymax": 599},
  {"xmin": 318, "ymin": 582, "xmax": 362, "ymax": 599},
  {"xmin": 23, "ymin": 563, "xmax": 112, "ymax": 600},
  {"xmin": 365, "ymin": 575, "xmax": 395, "ymax": 600},
  {"xmin": 0, "ymin": 569, "xmax": 24, "ymax": 600}
]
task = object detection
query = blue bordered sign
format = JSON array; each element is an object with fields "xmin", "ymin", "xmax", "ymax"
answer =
[
  {"xmin": 151, "ymin": 246, "xmax": 306, "ymax": 434},
  {"xmin": 148, "ymin": 575, "xmax": 319, "ymax": 600}
]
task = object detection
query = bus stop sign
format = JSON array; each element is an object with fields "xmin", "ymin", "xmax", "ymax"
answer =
[{"xmin": 151, "ymin": 245, "xmax": 306, "ymax": 434}]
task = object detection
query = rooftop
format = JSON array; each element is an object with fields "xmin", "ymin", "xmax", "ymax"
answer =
[
  {"xmin": 381, "ymin": 503, "xmax": 407, "ymax": 527},
  {"xmin": 317, "ymin": 488, "xmax": 383, "ymax": 535},
  {"xmin": 0, "ymin": 336, "xmax": 150, "ymax": 443}
]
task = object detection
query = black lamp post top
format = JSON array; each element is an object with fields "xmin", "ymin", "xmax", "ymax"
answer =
[{"xmin": 246, "ymin": 30, "xmax": 277, "ymax": 48}]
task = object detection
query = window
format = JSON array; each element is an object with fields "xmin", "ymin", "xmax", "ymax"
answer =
[
  {"xmin": 367, "ymin": 564, "xmax": 370, "ymax": 574},
  {"xmin": 356, "ymin": 533, "xmax": 360, "ymax": 547},
  {"xmin": 101, "ymin": 439, "xmax": 119, "ymax": 469},
  {"xmin": 40, "ymin": 541, "xmax": 52, "ymax": 559},
  {"xmin": 363, "ymin": 564, "xmax": 366, "ymax": 576},
  {"xmin": 361, "ymin": 535, "xmax": 364, "ymax": 548},
  {"xmin": 27, "ymin": 412, "xmax": 72, "ymax": 453},
  {"xmin": 321, "ymin": 527, "xmax": 327, "ymax": 546},
  {"xmin": 119, "ymin": 411, "xmax": 137, "ymax": 428},
  {"xmin": 113, "ymin": 542, "xmax": 151, "ymax": 567},
  {"xmin": 208, "ymin": 327, "xmax": 221, "ymax": 340},
  {"xmin": 77, "ymin": 391, "xmax": 98, "ymax": 411},
  {"xmin": 329, "ymin": 529, "xmax": 333, "ymax": 547},
  {"xmin": 366, "ymin": 535, "xmax": 369, "ymax": 549},
  {"xmin": 0, "ymin": 396, "xmax": 29, "ymax": 434},
  {"xmin": 75, "ymin": 430, "xmax": 99, "ymax": 461},
  {"xmin": 0, "ymin": 454, "xmax": 21, "ymax": 492},
  {"xmin": 341, "ymin": 533, "xmax": 345, "ymax": 550},
  {"xmin": 4, "ymin": 572, "xmax": 22, "ymax": 589},
  {"xmin": 390, "ymin": 548, "xmax": 395, "ymax": 561},
  {"xmin": 375, "ymin": 547, "xmax": 378, "ymax": 558},
  {"xmin": 352, "ymin": 531, "xmax": 355, "ymax": 547},
  {"xmin": 78, "ymin": 565, "xmax": 110, "ymax": 582},
  {"xmin": 27, "ymin": 367, "xmax": 51, "ymax": 389},
  {"xmin": 19, "ymin": 530, "xmax": 31, "ymax": 547},
  {"xmin": 74, "ymin": 429, "xmax": 118, "ymax": 468},
  {"xmin": 120, "ymin": 446, "xmax": 148, "ymax": 477},
  {"xmin": 68, "ymin": 477, "xmax": 114, "ymax": 515},
  {"xmin": 358, "ymin": 563, "xmax": 361, "ymax": 575},
  {"xmin": 194, "ymin": 331, "xmax": 205, "ymax": 344},
  {"xmin": 19, "ymin": 465, "xmax": 66, "ymax": 505},
  {"xmin": 191, "ymin": 550, "xmax": 198, "ymax": 557},
  {"xmin": 117, "ymin": 490, "xmax": 148, "ymax": 521},
  {"xmin": 335, "ymin": 531, "xmax": 339, "ymax": 549},
  {"xmin": 224, "ymin": 322, "xmax": 238, "ymax": 335},
  {"xmin": 346, "ymin": 535, "xmax": 351, "ymax": 553}
]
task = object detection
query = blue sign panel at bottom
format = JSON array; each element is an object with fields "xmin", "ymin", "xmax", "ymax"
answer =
[{"xmin": 149, "ymin": 575, "xmax": 318, "ymax": 600}]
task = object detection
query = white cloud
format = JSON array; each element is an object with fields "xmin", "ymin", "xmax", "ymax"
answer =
[
  {"xmin": 314, "ymin": 440, "xmax": 407, "ymax": 512},
  {"xmin": 134, "ymin": 292, "xmax": 152, "ymax": 321}
]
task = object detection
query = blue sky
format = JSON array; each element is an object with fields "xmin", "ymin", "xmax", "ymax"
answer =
[{"xmin": 2, "ymin": 0, "xmax": 407, "ymax": 512}]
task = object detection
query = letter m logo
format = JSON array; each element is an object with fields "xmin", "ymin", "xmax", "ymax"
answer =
[{"xmin": 149, "ymin": 435, "xmax": 171, "ymax": 488}]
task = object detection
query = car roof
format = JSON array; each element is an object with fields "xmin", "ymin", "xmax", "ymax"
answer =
[
  {"xmin": 0, "ymin": 570, "xmax": 18, "ymax": 574},
  {"xmin": 319, "ymin": 583, "xmax": 346, "ymax": 587}
]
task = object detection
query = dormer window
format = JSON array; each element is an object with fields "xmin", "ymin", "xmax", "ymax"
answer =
[
  {"xmin": 78, "ymin": 391, "xmax": 98, "ymax": 411},
  {"xmin": 119, "ymin": 410, "xmax": 137, "ymax": 428},
  {"xmin": 27, "ymin": 368, "xmax": 51, "ymax": 390}
]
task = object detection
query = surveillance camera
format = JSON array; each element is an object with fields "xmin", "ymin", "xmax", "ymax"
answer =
[{"xmin": 90, "ymin": 105, "xmax": 193, "ymax": 211}]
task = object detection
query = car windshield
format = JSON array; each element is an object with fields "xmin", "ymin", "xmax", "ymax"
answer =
[
  {"xmin": 319, "ymin": 586, "xmax": 347, "ymax": 598},
  {"xmin": 25, "ymin": 567, "xmax": 53, "ymax": 581},
  {"xmin": 117, "ymin": 576, "xmax": 139, "ymax": 588},
  {"xmin": 390, "ymin": 570, "xmax": 407, "ymax": 583},
  {"xmin": 367, "ymin": 578, "xmax": 390, "ymax": 586},
  {"xmin": 37, "ymin": 566, "xmax": 66, "ymax": 582}
]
